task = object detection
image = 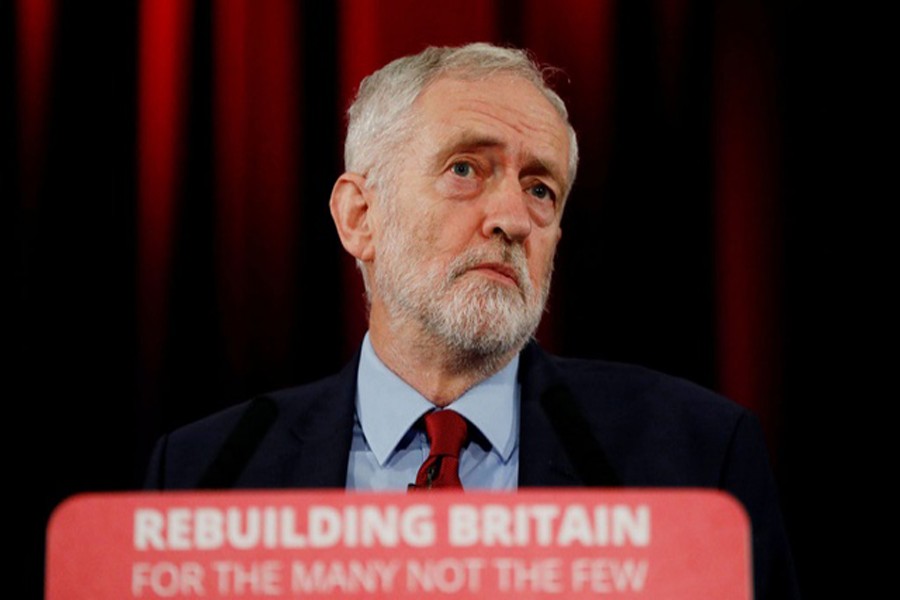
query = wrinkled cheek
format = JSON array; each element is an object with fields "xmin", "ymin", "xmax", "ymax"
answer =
[
  {"xmin": 416, "ymin": 206, "xmax": 451, "ymax": 246},
  {"xmin": 535, "ymin": 252, "xmax": 557, "ymax": 288}
]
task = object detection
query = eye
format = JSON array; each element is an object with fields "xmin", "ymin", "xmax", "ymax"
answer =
[
  {"xmin": 528, "ymin": 182, "xmax": 556, "ymax": 202},
  {"xmin": 451, "ymin": 161, "xmax": 474, "ymax": 177}
]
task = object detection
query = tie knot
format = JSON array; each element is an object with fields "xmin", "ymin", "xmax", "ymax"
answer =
[{"xmin": 424, "ymin": 410, "xmax": 468, "ymax": 457}]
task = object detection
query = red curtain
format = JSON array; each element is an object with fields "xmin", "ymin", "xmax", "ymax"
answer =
[
  {"xmin": 133, "ymin": 0, "xmax": 784, "ymax": 453},
  {"xmin": 212, "ymin": 0, "xmax": 301, "ymax": 376},
  {"xmin": 15, "ymin": 0, "xmax": 54, "ymax": 208},
  {"xmin": 8, "ymin": 0, "xmax": 815, "ymax": 594},
  {"xmin": 136, "ymin": 0, "xmax": 193, "ymax": 385},
  {"xmin": 11, "ymin": 0, "xmax": 785, "ymax": 467},
  {"xmin": 125, "ymin": 0, "xmax": 782, "ymax": 406},
  {"xmin": 712, "ymin": 0, "xmax": 782, "ymax": 449}
]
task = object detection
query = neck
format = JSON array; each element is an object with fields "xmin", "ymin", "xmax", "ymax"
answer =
[{"xmin": 368, "ymin": 306, "xmax": 520, "ymax": 407}]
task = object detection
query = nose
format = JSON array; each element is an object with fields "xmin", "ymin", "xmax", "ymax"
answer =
[{"xmin": 481, "ymin": 176, "xmax": 532, "ymax": 243}]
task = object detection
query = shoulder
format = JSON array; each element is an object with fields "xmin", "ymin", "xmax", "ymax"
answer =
[
  {"xmin": 531, "ymin": 344, "xmax": 748, "ymax": 428},
  {"xmin": 537, "ymin": 354, "xmax": 799, "ymax": 598},
  {"xmin": 547, "ymin": 352, "xmax": 746, "ymax": 424},
  {"xmin": 170, "ymin": 367, "xmax": 354, "ymax": 446},
  {"xmin": 144, "ymin": 359, "xmax": 358, "ymax": 489},
  {"xmin": 523, "ymin": 344, "xmax": 755, "ymax": 486}
]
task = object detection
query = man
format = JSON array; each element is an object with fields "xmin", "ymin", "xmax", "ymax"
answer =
[{"xmin": 146, "ymin": 43, "xmax": 799, "ymax": 598}]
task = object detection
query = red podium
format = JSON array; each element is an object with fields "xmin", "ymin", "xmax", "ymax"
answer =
[{"xmin": 47, "ymin": 489, "xmax": 750, "ymax": 598}]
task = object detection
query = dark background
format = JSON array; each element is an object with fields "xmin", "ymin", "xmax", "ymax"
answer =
[{"xmin": 4, "ymin": 1, "xmax": 888, "ymax": 597}]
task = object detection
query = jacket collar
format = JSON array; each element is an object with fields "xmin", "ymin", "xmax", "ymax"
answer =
[
  {"xmin": 283, "ymin": 350, "xmax": 359, "ymax": 488},
  {"xmin": 282, "ymin": 340, "xmax": 619, "ymax": 489},
  {"xmin": 518, "ymin": 341, "xmax": 620, "ymax": 488}
]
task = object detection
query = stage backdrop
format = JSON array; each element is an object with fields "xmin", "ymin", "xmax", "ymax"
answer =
[{"xmin": 7, "ymin": 1, "xmax": 869, "ymax": 598}]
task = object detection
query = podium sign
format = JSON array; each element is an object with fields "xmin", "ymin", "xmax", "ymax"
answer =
[{"xmin": 47, "ymin": 489, "xmax": 750, "ymax": 599}]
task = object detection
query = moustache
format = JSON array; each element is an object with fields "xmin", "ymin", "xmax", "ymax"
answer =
[{"xmin": 447, "ymin": 244, "xmax": 532, "ymax": 297}]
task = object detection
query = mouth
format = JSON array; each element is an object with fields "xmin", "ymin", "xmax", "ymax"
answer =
[{"xmin": 467, "ymin": 262, "xmax": 521, "ymax": 288}]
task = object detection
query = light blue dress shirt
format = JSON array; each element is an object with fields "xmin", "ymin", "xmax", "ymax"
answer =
[{"xmin": 346, "ymin": 333, "xmax": 520, "ymax": 491}]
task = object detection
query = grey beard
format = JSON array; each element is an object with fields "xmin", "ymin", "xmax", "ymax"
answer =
[{"xmin": 375, "ymin": 229, "xmax": 551, "ymax": 373}]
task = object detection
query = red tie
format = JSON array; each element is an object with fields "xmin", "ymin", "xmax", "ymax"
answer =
[{"xmin": 410, "ymin": 410, "xmax": 468, "ymax": 490}]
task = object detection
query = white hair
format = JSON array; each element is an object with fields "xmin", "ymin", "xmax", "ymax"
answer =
[{"xmin": 344, "ymin": 42, "xmax": 579, "ymax": 195}]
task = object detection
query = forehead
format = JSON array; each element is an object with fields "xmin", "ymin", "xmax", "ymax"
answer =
[{"xmin": 410, "ymin": 75, "xmax": 570, "ymax": 178}]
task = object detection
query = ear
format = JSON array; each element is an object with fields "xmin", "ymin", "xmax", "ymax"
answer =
[{"xmin": 330, "ymin": 172, "xmax": 375, "ymax": 262}]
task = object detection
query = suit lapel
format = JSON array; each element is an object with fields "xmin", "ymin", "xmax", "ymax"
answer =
[
  {"xmin": 518, "ymin": 342, "xmax": 620, "ymax": 488},
  {"xmin": 272, "ymin": 343, "xmax": 619, "ymax": 489},
  {"xmin": 280, "ymin": 352, "xmax": 359, "ymax": 488}
]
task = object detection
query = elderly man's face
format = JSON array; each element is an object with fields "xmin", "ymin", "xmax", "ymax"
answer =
[{"xmin": 370, "ymin": 74, "xmax": 570, "ymax": 360}]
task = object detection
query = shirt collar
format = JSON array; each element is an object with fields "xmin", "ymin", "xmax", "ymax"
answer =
[{"xmin": 356, "ymin": 333, "xmax": 520, "ymax": 466}]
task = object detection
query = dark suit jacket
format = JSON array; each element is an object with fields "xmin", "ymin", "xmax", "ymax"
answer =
[{"xmin": 145, "ymin": 341, "xmax": 799, "ymax": 599}]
